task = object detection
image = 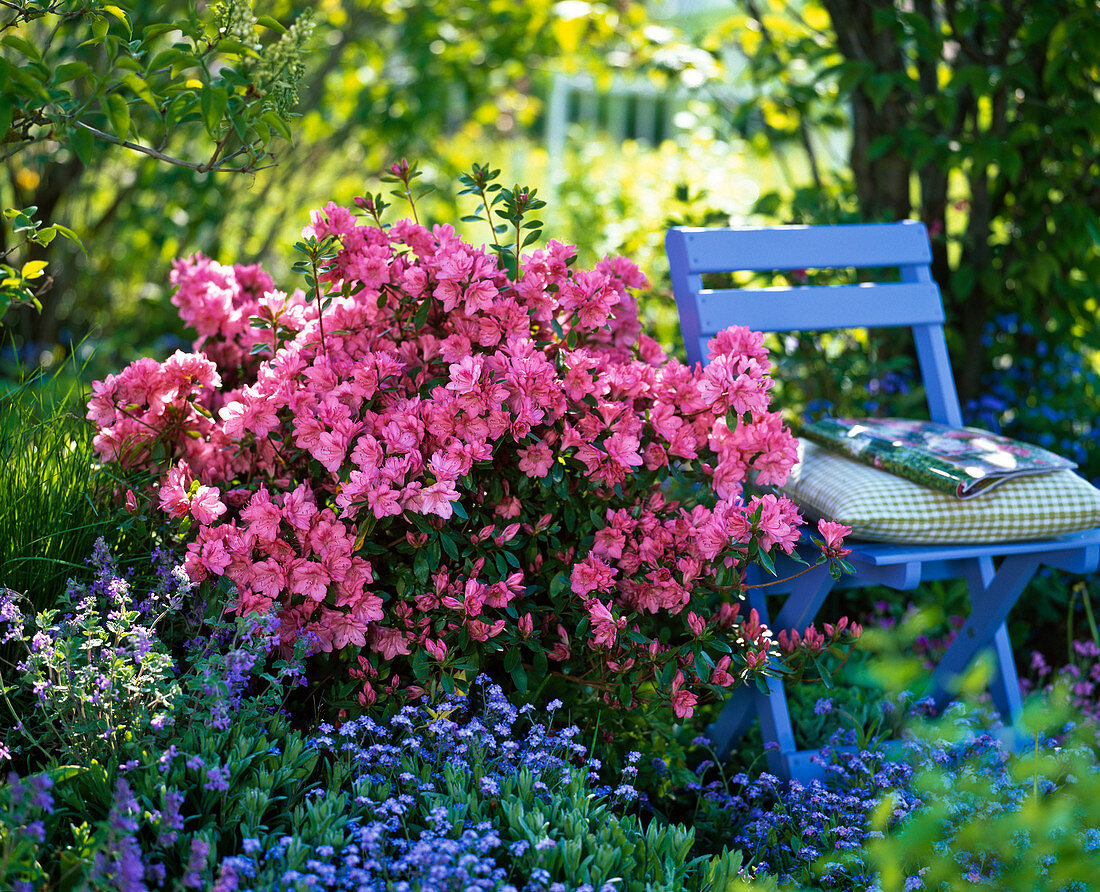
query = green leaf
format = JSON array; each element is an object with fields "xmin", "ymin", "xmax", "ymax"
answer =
[
  {"xmin": 864, "ymin": 73, "xmax": 893, "ymax": 112},
  {"xmin": 70, "ymin": 124, "xmax": 95, "ymax": 164},
  {"xmin": 2, "ymin": 35, "xmax": 42, "ymax": 62},
  {"xmin": 32, "ymin": 227, "xmax": 56, "ymax": 247},
  {"xmin": 54, "ymin": 61, "xmax": 93, "ymax": 83},
  {"xmin": 449, "ymin": 500, "xmax": 468, "ymax": 521},
  {"xmin": 105, "ymin": 93, "xmax": 130, "ymax": 140},
  {"xmin": 440, "ymin": 533, "xmax": 459, "ymax": 562},
  {"xmin": 509, "ymin": 661, "xmax": 527, "ymax": 695},
  {"xmin": 200, "ymin": 85, "xmax": 228, "ymax": 136},
  {"xmin": 257, "ymin": 15, "xmax": 288, "ymax": 34},
  {"xmin": 142, "ymin": 22, "xmax": 178, "ymax": 41},
  {"xmin": 0, "ymin": 96, "xmax": 11, "ymax": 138},
  {"xmin": 103, "ymin": 5, "xmax": 132, "ymax": 38},
  {"xmin": 216, "ymin": 38, "xmax": 259, "ymax": 57},
  {"xmin": 49, "ymin": 225, "xmax": 85, "ymax": 252},
  {"xmin": 867, "ymin": 134, "xmax": 895, "ymax": 161},
  {"xmin": 262, "ymin": 110, "xmax": 292, "ymax": 141},
  {"xmin": 756, "ymin": 546, "xmax": 776, "ymax": 576},
  {"xmin": 123, "ymin": 73, "xmax": 158, "ymax": 109}
]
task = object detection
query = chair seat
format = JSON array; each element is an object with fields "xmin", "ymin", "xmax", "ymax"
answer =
[
  {"xmin": 845, "ymin": 528, "xmax": 1100, "ymax": 567},
  {"xmin": 837, "ymin": 529, "xmax": 1100, "ymax": 590},
  {"xmin": 783, "ymin": 441, "xmax": 1100, "ymax": 545}
]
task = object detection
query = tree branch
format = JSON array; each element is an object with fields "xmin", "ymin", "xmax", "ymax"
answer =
[{"xmin": 73, "ymin": 122, "xmax": 273, "ymax": 174}]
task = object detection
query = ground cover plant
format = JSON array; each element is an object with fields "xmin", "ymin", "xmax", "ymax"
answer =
[{"xmin": 4, "ymin": 540, "xmax": 1100, "ymax": 890}]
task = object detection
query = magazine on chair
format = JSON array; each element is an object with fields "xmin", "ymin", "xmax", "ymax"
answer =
[{"xmin": 796, "ymin": 417, "xmax": 1076, "ymax": 499}]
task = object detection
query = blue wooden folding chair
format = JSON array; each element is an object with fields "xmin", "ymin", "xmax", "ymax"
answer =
[{"xmin": 666, "ymin": 221, "xmax": 1100, "ymax": 780}]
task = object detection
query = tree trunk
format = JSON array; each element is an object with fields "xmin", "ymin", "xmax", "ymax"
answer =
[{"xmin": 822, "ymin": 0, "xmax": 913, "ymax": 223}]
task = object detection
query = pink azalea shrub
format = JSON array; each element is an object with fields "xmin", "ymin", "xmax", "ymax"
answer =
[{"xmin": 87, "ymin": 195, "xmax": 844, "ymax": 717}]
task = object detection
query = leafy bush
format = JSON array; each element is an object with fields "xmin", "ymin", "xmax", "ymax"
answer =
[{"xmin": 85, "ymin": 165, "xmax": 855, "ymax": 724}]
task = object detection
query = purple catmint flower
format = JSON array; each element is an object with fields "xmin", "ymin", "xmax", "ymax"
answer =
[
  {"xmin": 28, "ymin": 773, "xmax": 54, "ymax": 812},
  {"xmin": 109, "ymin": 779, "xmax": 140, "ymax": 835},
  {"xmin": 204, "ymin": 765, "xmax": 231, "ymax": 791},
  {"xmin": 157, "ymin": 789, "xmax": 184, "ymax": 846},
  {"xmin": 211, "ymin": 860, "xmax": 239, "ymax": 892},
  {"xmin": 184, "ymin": 837, "xmax": 211, "ymax": 888}
]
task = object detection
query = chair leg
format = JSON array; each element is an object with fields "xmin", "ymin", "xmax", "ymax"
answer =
[
  {"xmin": 962, "ymin": 557, "xmax": 1024, "ymax": 725},
  {"xmin": 927, "ymin": 554, "xmax": 1040, "ymax": 714},
  {"xmin": 987, "ymin": 622, "xmax": 1024, "ymax": 725},
  {"xmin": 707, "ymin": 564, "xmax": 836, "ymax": 769}
]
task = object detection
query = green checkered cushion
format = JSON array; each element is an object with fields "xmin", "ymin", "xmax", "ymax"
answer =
[{"xmin": 783, "ymin": 440, "xmax": 1100, "ymax": 544}]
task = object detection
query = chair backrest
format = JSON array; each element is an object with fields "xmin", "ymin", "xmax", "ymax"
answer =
[{"xmin": 665, "ymin": 221, "xmax": 963, "ymax": 426}]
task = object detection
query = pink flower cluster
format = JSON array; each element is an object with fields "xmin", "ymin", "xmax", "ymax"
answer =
[{"xmin": 88, "ymin": 203, "xmax": 811, "ymax": 718}]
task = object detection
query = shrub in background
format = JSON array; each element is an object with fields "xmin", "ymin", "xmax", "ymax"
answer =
[
  {"xmin": 963, "ymin": 315, "xmax": 1100, "ymax": 485},
  {"xmin": 86, "ymin": 163, "xmax": 856, "ymax": 724}
]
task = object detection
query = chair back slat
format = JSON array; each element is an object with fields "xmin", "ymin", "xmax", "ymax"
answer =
[
  {"xmin": 696, "ymin": 283, "xmax": 945, "ymax": 333},
  {"xmin": 673, "ymin": 221, "xmax": 932, "ymax": 273},
  {"xmin": 665, "ymin": 221, "xmax": 963, "ymax": 426}
]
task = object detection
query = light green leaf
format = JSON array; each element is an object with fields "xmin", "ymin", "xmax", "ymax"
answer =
[
  {"xmin": 256, "ymin": 15, "xmax": 288, "ymax": 34},
  {"xmin": 1, "ymin": 35, "xmax": 42, "ymax": 62},
  {"xmin": 216, "ymin": 38, "xmax": 259, "ymax": 58},
  {"xmin": 261, "ymin": 110, "xmax": 292, "ymax": 141},
  {"xmin": 122, "ymin": 73, "xmax": 158, "ymax": 109},
  {"xmin": 49, "ymin": 224, "xmax": 84, "ymax": 252},
  {"xmin": 105, "ymin": 93, "xmax": 130, "ymax": 140},
  {"xmin": 103, "ymin": 5, "xmax": 133, "ymax": 38}
]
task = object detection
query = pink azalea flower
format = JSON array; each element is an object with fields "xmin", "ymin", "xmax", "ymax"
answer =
[
  {"xmin": 818, "ymin": 519, "xmax": 853, "ymax": 559},
  {"xmin": 190, "ymin": 485, "xmax": 226, "ymax": 526},
  {"xmin": 241, "ymin": 488, "xmax": 282, "ymax": 542},
  {"xmin": 290, "ymin": 560, "xmax": 331, "ymax": 602},
  {"xmin": 671, "ymin": 688, "xmax": 698, "ymax": 719},
  {"xmin": 158, "ymin": 464, "xmax": 193, "ymax": 518},
  {"xmin": 571, "ymin": 554, "xmax": 617, "ymax": 597},
  {"xmin": 370, "ymin": 626, "xmax": 411, "ymax": 660}
]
